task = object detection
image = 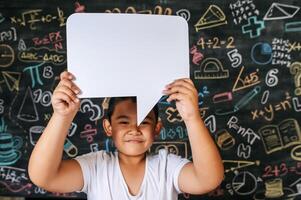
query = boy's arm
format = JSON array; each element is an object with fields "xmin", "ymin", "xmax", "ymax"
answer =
[
  {"xmin": 178, "ymin": 116, "xmax": 224, "ymax": 194},
  {"xmin": 28, "ymin": 113, "xmax": 84, "ymax": 193},
  {"xmin": 28, "ymin": 71, "xmax": 84, "ymax": 193},
  {"xmin": 163, "ymin": 79, "xmax": 224, "ymax": 194}
]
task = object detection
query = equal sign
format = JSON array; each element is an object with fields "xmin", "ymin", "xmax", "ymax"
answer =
[{"xmin": 285, "ymin": 21, "xmax": 301, "ymax": 32}]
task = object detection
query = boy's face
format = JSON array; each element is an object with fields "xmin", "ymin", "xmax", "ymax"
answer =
[{"xmin": 103, "ymin": 99, "xmax": 161, "ymax": 157}]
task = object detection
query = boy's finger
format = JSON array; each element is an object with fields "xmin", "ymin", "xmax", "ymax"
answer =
[
  {"xmin": 60, "ymin": 71, "xmax": 75, "ymax": 80},
  {"xmin": 170, "ymin": 78, "xmax": 192, "ymax": 83},
  {"xmin": 163, "ymin": 85, "xmax": 192, "ymax": 96},
  {"xmin": 165, "ymin": 80, "xmax": 197, "ymax": 94},
  {"xmin": 181, "ymin": 78, "xmax": 193, "ymax": 83},
  {"xmin": 166, "ymin": 78, "xmax": 194, "ymax": 89},
  {"xmin": 166, "ymin": 93, "xmax": 186, "ymax": 102},
  {"xmin": 56, "ymin": 85, "xmax": 79, "ymax": 102},
  {"xmin": 58, "ymin": 79, "xmax": 81, "ymax": 94},
  {"xmin": 53, "ymin": 91, "xmax": 74, "ymax": 104}
]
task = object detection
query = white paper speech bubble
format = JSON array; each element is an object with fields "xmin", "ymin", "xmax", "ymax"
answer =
[{"xmin": 67, "ymin": 13, "xmax": 189, "ymax": 124}]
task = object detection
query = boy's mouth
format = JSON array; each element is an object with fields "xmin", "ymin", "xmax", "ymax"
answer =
[
  {"xmin": 127, "ymin": 140, "xmax": 144, "ymax": 143},
  {"xmin": 125, "ymin": 137, "xmax": 145, "ymax": 143}
]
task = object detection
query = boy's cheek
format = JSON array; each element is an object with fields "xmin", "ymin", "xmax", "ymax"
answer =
[{"xmin": 140, "ymin": 127, "xmax": 155, "ymax": 134}]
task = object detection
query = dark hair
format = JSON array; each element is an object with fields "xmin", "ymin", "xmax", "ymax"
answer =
[{"xmin": 106, "ymin": 97, "xmax": 159, "ymax": 122}]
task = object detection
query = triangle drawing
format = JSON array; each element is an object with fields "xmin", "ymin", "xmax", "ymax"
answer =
[{"xmin": 264, "ymin": 3, "xmax": 300, "ymax": 21}]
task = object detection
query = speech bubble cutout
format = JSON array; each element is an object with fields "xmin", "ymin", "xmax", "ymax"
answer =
[{"xmin": 67, "ymin": 13, "xmax": 189, "ymax": 124}]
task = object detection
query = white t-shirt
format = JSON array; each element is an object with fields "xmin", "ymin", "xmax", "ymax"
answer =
[{"xmin": 74, "ymin": 149, "xmax": 191, "ymax": 200}]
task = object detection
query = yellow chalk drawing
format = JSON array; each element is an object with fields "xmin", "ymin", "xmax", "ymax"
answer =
[
  {"xmin": 194, "ymin": 5, "xmax": 227, "ymax": 31},
  {"xmin": 2, "ymin": 71, "xmax": 21, "ymax": 92},
  {"xmin": 194, "ymin": 58, "xmax": 229, "ymax": 79},
  {"xmin": 223, "ymin": 160, "xmax": 260, "ymax": 173},
  {"xmin": 232, "ymin": 66, "xmax": 260, "ymax": 92},
  {"xmin": 258, "ymin": 118, "xmax": 301, "ymax": 154}
]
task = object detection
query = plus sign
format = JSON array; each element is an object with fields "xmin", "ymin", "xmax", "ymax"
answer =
[
  {"xmin": 166, "ymin": 107, "xmax": 182, "ymax": 122},
  {"xmin": 242, "ymin": 16, "xmax": 265, "ymax": 38}
]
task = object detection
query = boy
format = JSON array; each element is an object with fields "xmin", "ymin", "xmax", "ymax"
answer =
[{"xmin": 28, "ymin": 71, "xmax": 224, "ymax": 200}]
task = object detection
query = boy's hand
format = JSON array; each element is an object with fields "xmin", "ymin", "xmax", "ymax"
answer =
[
  {"xmin": 163, "ymin": 78, "xmax": 200, "ymax": 123},
  {"xmin": 51, "ymin": 71, "xmax": 81, "ymax": 117}
]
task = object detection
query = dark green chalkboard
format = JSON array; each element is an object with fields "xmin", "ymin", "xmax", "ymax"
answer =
[{"xmin": 1, "ymin": 0, "xmax": 301, "ymax": 199}]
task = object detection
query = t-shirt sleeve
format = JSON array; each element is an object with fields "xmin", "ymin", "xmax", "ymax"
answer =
[
  {"xmin": 166, "ymin": 151, "xmax": 191, "ymax": 194},
  {"xmin": 73, "ymin": 151, "xmax": 99, "ymax": 193}
]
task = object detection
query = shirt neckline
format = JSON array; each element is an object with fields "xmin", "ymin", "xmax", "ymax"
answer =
[{"xmin": 115, "ymin": 151, "xmax": 148, "ymax": 198}]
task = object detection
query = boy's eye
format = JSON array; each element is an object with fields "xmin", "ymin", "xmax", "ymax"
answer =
[{"xmin": 119, "ymin": 121, "xmax": 129, "ymax": 124}]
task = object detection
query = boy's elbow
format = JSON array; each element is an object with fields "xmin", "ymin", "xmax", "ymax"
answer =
[
  {"xmin": 28, "ymin": 161, "xmax": 38, "ymax": 186},
  {"xmin": 210, "ymin": 165, "xmax": 224, "ymax": 191},
  {"xmin": 28, "ymin": 166, "xmax": 46, "ymax": 189},
  {"xmin": 28, "ymin": 171, "xmax": 55, "ymax": 193},
  {"xmin": 201, "ymin": 176, "xmax": 223, "ymax": 194},
  {"xmin": 214, "ymin": 172, "xmax": 224, "ymax": 189},
  {"xmin": 215, "ymin": 163, "xmax": 224, "ymax": 183},
  {"xmin": 203, "ymin": 165, "xmax": 224, "ymax": 193},
  {"xmin": 28, "ymin": 162, "xmax": 51, "ymax": 190}
]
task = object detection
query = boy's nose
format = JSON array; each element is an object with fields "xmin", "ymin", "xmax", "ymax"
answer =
[
  {"xmin": 129, "ymin": 131, "xmax": 142, "ymax": 136},
  {"xmin": 128, "ymin": 125, "xmax": 142, "ymax": 135}
]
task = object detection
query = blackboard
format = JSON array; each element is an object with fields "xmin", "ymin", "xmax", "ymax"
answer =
[{"xmin": 1, "ymin": 0, "xmax": 301, "ymax": 199}]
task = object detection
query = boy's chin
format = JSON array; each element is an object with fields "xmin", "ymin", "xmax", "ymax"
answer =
[
  {"xmin": 116, "ymin": 142, "xmax": 152, "ymax": 157},
  {"xmin": 118, "ymin": 148, "xmax": 148, "ymax": 157}
]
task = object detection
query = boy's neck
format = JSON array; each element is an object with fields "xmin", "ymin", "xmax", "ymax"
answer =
[{"xmin": 118, "ymin": 151, "xmax": 146, "ymax": 166}]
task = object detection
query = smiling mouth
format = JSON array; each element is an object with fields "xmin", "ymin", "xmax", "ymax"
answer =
[
  {"xmin": 125, "ymin": 139, "xmax": 144, "ymax": 143},
  {"xmin": 127, "ymin": 141, "xmax": 143, "ymax": 143}
]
